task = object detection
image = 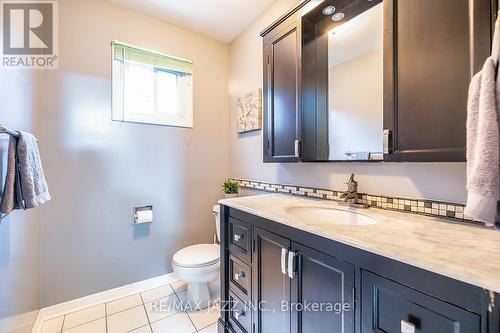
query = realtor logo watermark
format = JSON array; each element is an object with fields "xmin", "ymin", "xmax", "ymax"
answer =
[{"xmin": 1, "ymin": 0, "xmax": 58, "ymax": 68}]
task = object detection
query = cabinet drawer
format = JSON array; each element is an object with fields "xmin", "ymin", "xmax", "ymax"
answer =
[
  {"xmin": 228, "ymin": 291, "xmax": 251, "ymax": 333},
  {"xmin": 228, "ymin": 217, "xmax": 252, "ymax": 263},
  {"xmin": 229, "ymin": 255, "xmax": 251, "ymax": 298},
  {"xmin": 362, "ymin": 271, "xmax": 480, "ymax": 333}
]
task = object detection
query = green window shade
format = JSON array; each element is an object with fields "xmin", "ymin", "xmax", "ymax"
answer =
[{"xmin": 113, "ymin": 42, "xmax": 193, "ymax": 74}]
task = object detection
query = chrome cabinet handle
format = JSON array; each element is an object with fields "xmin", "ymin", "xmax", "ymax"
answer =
[
  {"xmin": 233, "ymin": 233, "xmax": 244, "ymax": 242},
  {"xmin": 383, "ymin": 129, "xmax": 391, "ymax": 154},
  {"xmin": 294, "ymin": 140, "xmax": 300, "ymax": 157},
  {"xmin": 281, "ymin": 248, "xmax": 288, "ymax": 275},
  {"xmin": 401, "ymin": 320, "xmax": 415, "ymax": 333},
  {"xmin": 234, "ymin": 271, "xmax": 245, "ymax": 281},
  {"xmin": 288, "ymin": 251, "xmax": 296, "ymax": 279},
  {"xmin": 234, "ymin": 309, "xmax": 245, "ymax": 320}
]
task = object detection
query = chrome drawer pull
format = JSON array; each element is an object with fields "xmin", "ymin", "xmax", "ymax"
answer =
[
  {"xmin": 401, "ymin": 320, "xmax": 415, "ymax": 333},
  {"xmin": 233, "ymin": 233, "xmax": 244, "ymax": 242},
  {"xmin": 234, "ymin": 271, "xmax": 245, "ymax": 281},
  {"xmin": 281, "ymin": 248, "xmax": 288, "ymax": 275},
  {"xmin": 234, "ymin": 309, "xmax": 245, "ymax": 320}
]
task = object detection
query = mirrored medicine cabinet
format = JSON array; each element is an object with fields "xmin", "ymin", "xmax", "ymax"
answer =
[
  {"xmin": 262, "ymin": 0, "xmax": 491, "ymax": 163},
  {"xmin": 302, "ymin": 0, "xmax": 384, "ymax": 161}
]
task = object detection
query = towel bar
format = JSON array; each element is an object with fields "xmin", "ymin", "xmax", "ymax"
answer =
[{"xmin": 0, "ymin": 124, "xmax": 19, "ymax": 137}]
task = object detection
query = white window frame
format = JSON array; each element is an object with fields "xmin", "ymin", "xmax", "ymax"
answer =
[{"xmin": 112, "ymin": 41, "xmax": 193, "ymax": 128}]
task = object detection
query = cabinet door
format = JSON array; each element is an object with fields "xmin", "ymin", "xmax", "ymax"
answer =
[
  {"xmin": 291, "ymin": 242, "xmax": 355, "ymax": 333},
  {"xmin": 384, "ymin": 0, "xmax": 492, "ymax": 162},
  {"xmin": 263, "ymin": 20, "xmax": 301, "ymax": 163},
  {"xmin": 253, "ymin": 227, "xmax": 291, "ymax": 333},
  {"xmin": 361, "ymin": 271, "xmax": 481, "ymax": 333}
]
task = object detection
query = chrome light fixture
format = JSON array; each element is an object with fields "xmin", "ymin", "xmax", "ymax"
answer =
[
  {"xmin": 332, "ymin": 12, "xmax": 345, "ymax": 22},
  {"xmin": 322, "ymin": 6, "xmax": 336, "ymax": 15}
]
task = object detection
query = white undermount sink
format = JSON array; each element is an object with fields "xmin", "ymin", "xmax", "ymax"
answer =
[{"xmin": 286, "ymin": 206, "xmax": 378, "ymax": 226}]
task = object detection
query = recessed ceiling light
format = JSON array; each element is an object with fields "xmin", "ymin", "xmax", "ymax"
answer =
[
  {"xmin": 332, "ymin": 12, "xmax": 345, "ymax": 22},
  {"xmin": 322, "ymin": 6, "xmax": 336, "ymax": 15}
]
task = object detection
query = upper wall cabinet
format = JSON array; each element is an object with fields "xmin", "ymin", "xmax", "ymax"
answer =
[
  {"xmin": 261, "ymin": 0, "xmax": 494, "ymax": 163},
  {"xmin": 262, "ymin": 4, "xmax": 309, "ymax": 163},
  {"xmin": 384, "ymin": 0, "xmax": 492, "ymax": 162}
]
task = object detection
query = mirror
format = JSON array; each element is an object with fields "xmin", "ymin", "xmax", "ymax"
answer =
[
  {"xmin": 301, "ymin": 0, "xmax": 384, "ymax": 161},
  {"xmin": 328, "ymin": 3, "xmax": 383, "ymax": 160}
]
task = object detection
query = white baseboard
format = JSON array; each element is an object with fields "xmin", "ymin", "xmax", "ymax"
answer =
[
  {"xmin": 29, "ymin": 312, "xmax": 42, "ymax": 333},
  {"xmin": 31, "ymin": 273, "xmax": 177, "ymax": 333},
  {"xmin": 0, "ymin": 310, "xmax": 39, "ymax": 333}
]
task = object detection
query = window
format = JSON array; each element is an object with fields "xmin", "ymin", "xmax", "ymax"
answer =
[{"xmin": 112, "ymin": 41, "xmax": 193, "ymax": 128}]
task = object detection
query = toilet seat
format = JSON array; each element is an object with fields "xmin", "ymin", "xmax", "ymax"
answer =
[{"xmin": 173, "ymin": 243, "xmax": 220, "ymax": 268}]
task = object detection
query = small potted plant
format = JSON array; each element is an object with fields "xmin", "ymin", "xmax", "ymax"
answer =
[{"xmin": 222, "ymin": 179, "xmax": 239, "ymax": 198}]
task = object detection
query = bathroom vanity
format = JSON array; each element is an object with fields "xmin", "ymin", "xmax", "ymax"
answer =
[{"xmin": 217, "ymin": 194, "xmax": 500, "ymax": 333}]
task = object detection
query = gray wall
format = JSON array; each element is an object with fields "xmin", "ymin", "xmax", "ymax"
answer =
[
  {"xmin": 0, "ymin": 71, "xmax": 41, "ymax": 320},
  {"xmin": 38, "ymin": 0, "xmax": 229, "ymax": 307},
  {"xmin": 0, "ymin": 0, "xmax": 230, "ymax": 315},
  {"xmin": 229, "ymin": 0, "xmax": 467, "ymax": 204}
]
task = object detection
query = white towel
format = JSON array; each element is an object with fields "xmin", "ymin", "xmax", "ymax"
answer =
[{"xmin": 465, "ymin": 57, "xmax": 500, "ymax": 227}]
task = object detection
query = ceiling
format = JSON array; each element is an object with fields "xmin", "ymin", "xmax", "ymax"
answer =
[{"xmin": 108, "ymin": 0, "xmax": 278, "ymax": 43}]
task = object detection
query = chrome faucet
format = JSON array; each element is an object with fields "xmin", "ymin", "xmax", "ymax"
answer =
[
  {"xmin": 338, "ymin": 174, "xmax": 368, "ymax": 208},
  {"xmin": 339, "ymin": 174, "xmax": 360, "ymax": 205}
]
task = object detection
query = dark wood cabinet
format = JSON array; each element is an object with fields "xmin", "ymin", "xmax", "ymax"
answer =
[
  {"xmin": 219, "ymin": 205, "xmax": 498, "ymax": 333},
  {"xmin": 262, "ymin": 9, "xmax": 303, "ymax": 162},
  {"xmin": 262, "ymin": 0, "xmax": 494, "ymax": 163},
  {"xmin": 252, "ymin": 228, "xmax": 356, "ymax": 333},
  {"xmin": 253, "ymin": 228, "xmax": 291, "ymax": 333},
  {"xmin": 228, "ymin": 291, "xmax": 252, "ymax": 333},
  {"xmin": 383, "ymin": 0, "xmax": 492, "ymax": 162},
  {"xmin": 228, "ymin": 217, "xmax": 252, "ymax": 263},
  {"xmin": 291, "ymin": 242, "xmax": 355, "ymax": 333},
  {"xmin": 229, "ymin": 255, "xmax": 251, "ymax": 301},
  {"xmin": 361, "ymin": 271, "xmax": 481, "ymax": 333}
]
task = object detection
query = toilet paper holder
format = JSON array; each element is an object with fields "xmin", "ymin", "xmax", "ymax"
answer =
[{"xmin": 133, "ymin": 205, "xmax": 153, "ymax": 224}]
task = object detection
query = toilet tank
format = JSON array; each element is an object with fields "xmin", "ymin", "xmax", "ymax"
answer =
[{"xmin": 213, "ymin": 205, "xmax": 221, "ymax": 242}]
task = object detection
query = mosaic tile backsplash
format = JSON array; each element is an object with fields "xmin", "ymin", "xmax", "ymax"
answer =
[{"xmin": 231, "ymin": 178, "xmax": 479, "ymax": 225}]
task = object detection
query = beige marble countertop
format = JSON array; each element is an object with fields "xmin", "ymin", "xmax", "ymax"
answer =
[{"xmin": 219, "ymin": 194, "xmax": 500, "ymax": 293}]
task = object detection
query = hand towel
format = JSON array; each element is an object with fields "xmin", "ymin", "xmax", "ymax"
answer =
[
  {"xmin": 0, "ymin": 136, "xmax": 22, "ymax": 214},
  {"xmin": 465, "ymin": 57, "xmax": 500, "ymax": 227},
  {"xmin": 16, "ymin": 131, "xmax": 50, "ymax": 209}
]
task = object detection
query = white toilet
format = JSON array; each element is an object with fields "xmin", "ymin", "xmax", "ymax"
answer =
[{"xmin": 172, "ymin": 205, "xmax": 221, "ymax": 308}]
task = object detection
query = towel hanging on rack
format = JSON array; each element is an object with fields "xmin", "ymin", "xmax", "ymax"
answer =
[
  {"xmin": 493, "ymin": 4, "xmax": 500, "ymax": 64},
  {"xmin": 0, "ymin": 129, "xmax": 51, "ymax": 216}
]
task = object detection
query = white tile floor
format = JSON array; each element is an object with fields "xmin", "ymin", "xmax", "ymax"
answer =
[{"xmin": 39, "ymin": 280, "xmax": 219, "ymax": 333}]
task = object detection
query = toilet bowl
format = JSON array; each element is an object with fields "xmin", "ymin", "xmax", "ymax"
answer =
[{"xmin": 172, "ymin": 205, "xmax": 221, "ymax": 308}]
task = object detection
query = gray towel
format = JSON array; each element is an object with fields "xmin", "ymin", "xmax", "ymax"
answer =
[
  {"xmin": 465, "ymin": 57, "xmax": 500, "ymax": 227},
  {"xmin": 0, "ymin": 136, "xmax": 23, "ymax": 214},
  {"xmin": 16, "ymin": 131, "xmax": 51, "ymax": 209}
]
